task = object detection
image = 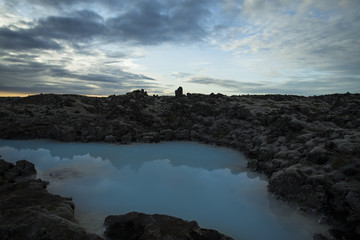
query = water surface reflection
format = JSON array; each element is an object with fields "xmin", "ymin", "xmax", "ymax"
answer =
[{"xmin": 0, "ymin": 140, "xmax": 327, "ymax": 239}]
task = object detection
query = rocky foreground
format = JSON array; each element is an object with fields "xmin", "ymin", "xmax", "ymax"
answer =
[{"xmin": 0, "ymin": 90, "xmax": 359, "ymax": 239}]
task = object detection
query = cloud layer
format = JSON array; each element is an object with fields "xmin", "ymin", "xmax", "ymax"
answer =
[{"xmin": 0, "ymin": 0, "xmax": 359, "ymax": 95}]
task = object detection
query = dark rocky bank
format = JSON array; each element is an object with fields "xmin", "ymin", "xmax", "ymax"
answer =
[{"xmin": 0, "ymin": 90, "xmax": 359, "ymax": 239}]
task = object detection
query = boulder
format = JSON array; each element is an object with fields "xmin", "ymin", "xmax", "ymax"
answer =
[
  {"xmin": 121, "ymin": 133, "xmax": 132, "ymax": 144},
  {"xmin": 175, "ymin": 87, "xmax": 183, "ymax": 97},
  {"xmin": 104, "ymin": 212, "xmax": 234, "ymax": 240},
  {"xmin": 307, "ymin": 146, "xmax": 329, "ymax": 164},
  {"xmin": 139, "ymin": 132, "xmax": 160, "ymax": 143},
  {"xmin": 269, "ymin": 167, "xmax": 329, "ymax": 211},
  {"xmin": 105, "ymin": 135, "xmax": 117, "ymax": 143},
  {"xmin": 86, "ymin": 135, "xmax": 96, "ymax": 142},
  {"xmin": 330, "ymin": 181, "xmax": 360, "ymax": 229},
  {"xmin": 0, "ymin": 159, "xmax": 36, "ymax": 182},
  {"xmin": 268, "ymin": 166, "xmax": 306, "ymax": 199},
  {"xmin": 159, "ymin": 129, "xmax": 175, "ymax": 140}
]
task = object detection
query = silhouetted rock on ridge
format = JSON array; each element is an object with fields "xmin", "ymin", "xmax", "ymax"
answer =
[{"xmin": 175, "ymin": 86, "xmax": 183, "ymax": 97}]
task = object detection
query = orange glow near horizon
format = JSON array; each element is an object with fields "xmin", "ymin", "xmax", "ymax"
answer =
[
  {"xmin": 0, "ymin": 91, "xmax": 108, "ymax": 98},
  {"xmin": 0, "ymin": 92, "xmax": 35, "ymax": 97},
  {"xmin": 84, "ymin": 94, "xmax": 108, "ymax": 98}
]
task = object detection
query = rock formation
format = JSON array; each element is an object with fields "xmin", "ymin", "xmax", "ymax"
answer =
[
  {"xmin": 104, "ymin": 212, "xmax": 233, "ymax": 240},
  {"xmin": 175, "ymin": 86, "xmax": 183, "ymax": 97},
  {"xmin": 0, "ymin": 91, "xmax": 359, "ymax": 239}
]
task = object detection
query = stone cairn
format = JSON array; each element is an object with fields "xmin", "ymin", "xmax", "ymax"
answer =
[{"xmin": 175, "ymin": 86, "xmax": 183, "ymax": 97}]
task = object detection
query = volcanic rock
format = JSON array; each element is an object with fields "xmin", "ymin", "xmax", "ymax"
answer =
[
  {"xmin": 104, "ymin": 212, "xmax": 234, "ymax": 240},
  {"xmin": 175, "ymin": 86, "xmax": 183, "ymax": 97}
]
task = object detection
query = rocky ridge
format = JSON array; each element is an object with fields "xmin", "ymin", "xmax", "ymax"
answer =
[{"xmin": 0, "ymin": 91, "xmax": 359, "ymax": 239}]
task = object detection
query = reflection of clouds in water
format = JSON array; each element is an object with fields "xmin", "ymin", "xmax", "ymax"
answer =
[
  {"xmin": 0, "ymin": 146, "xmax": 116, "ymax": 179},
  {"xmin": 0, "ymin": 139, "xmax": 248, "ymax": 172},
  {"xmin": 0, "ymin": 140, "xmax": 328, "ymax": 240},
  {"xmin": 42, "ymin": 158, "xmax": 291, "ymax": 240},
  {"xmin": 0, "ymin": 146, "xmax": 60, "ymax": 169}
]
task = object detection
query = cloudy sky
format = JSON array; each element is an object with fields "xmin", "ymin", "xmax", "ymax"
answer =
[{"xmin": 0, "ymin": 0, "xmax": 359, "ymax": 96}]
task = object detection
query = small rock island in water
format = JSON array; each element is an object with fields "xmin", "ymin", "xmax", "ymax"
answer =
[{"xmin": 0, "ymin": 90, "xmax": 359, "ymax": 240}]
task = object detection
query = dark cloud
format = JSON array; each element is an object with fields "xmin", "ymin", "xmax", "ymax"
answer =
[
  {"xmin": 2, "ymin": 55, "xmax": 36, "ymax": 63},
  {"xmin": 0, "ymin": 61, "xmax": 50, "ymax": 76},
  {"xmin": 105, "ymin": 51, "xmax": 131, "ymax": 58},
  {"xmin": 0, "ymin": 57, "xmax": 156, "ymax": 95},
  {"xmin": 7, "ymin": 0, "xmax": 93, "ymax": 9},
  {"xmin": 106, "ymin": 0, "xmax": 210, "ymax": 44},
  {"xmin": 1, "ymin": 0, "xmax": 358, "ymax": 95},
  {"xmin": 49, "ymin": 68, "xmax": 154, "ymax": 83},
  {"xmin": 171, "ymin": 72, "xmax": 193, "ymax": 79},
  {"xmin": 189, "ymin": 76, "xmax": 264, "ymax": 90},
  {"xmin": 10, "ymin": 0, "xmax": 126, "ymax": 10},
  {"xmin": 0, "ymin": 27, "xmax": 61, "ymax": 50},
  {"xmin": 1, "ymin": 1, "xmax": 212, "ymax": 50},
  {"xmin": 33, "ymin": 14, "xmax": 106, "ymax": 42},
  {"xmin": 0, "ymin": 83, "xmax": 98, "ymax": 94},
  {"xmin": 0, "ymin": 10, "xmax": 105, "ymax": 50},
  {"xmin": 74, "ymin": 10, "xmax": 103, "ymax": 21}
]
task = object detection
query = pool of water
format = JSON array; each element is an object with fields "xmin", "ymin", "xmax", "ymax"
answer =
[{"xmin": 0, "ymin": 139, "xmax": 328, "ymax": 239}]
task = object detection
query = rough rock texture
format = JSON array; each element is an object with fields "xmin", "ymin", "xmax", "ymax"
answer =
[
  {"xmin": 104, "ymin": 212, "xmax": 233, "ymax": 240},
  {"xmin": 0, "ymin": 91, "xmax": 360, "ymax": 239},
  {"xmin": 0, "ymin": 159, "xmax": 102, "ymax": 240}
]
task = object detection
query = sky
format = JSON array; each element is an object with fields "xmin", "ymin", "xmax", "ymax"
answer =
[{"xmin": 0, "ymin": 0, "xmax": 359, "ymax": 96}]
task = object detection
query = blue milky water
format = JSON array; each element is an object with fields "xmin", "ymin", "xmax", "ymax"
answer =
[{"xmin": 0, "ymin": 139, "xmax": 327, "ymax": 240}]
